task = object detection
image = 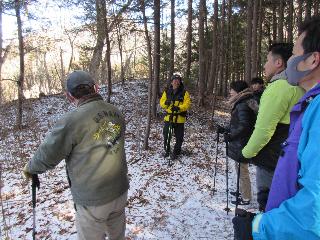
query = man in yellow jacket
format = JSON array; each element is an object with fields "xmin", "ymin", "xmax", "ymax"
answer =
[{"xmin": 160, "ymin": 74, "xmax": 191, "ymax": 160}]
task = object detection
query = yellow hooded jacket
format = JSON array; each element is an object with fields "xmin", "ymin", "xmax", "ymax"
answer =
[{"xmin": 160, "ymin": 87, "xmax": 191, "ymax": 123}]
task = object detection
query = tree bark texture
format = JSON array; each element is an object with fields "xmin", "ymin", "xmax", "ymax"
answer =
[
  {"xmin": 15, "ymin": 0, "xmax": 24, "ymax": 129},
  {"xmin": 278, "ymin": 0, "xmax": 284, "ymax": 41},
  {"xmin": 169, "ymin": 0, "xmax": 175, "ymax": 78},
  {"xmin": 287, "ymin": 0, "xmax": 294, "ymax": 43},
  {"xmin": 198, "ymin": 0, "xmax": 206, "ymax": 106},
  {"xmin": 140, "ymin": 0, "xmax": 153, "ymax": 149},
  {"xmin": 152, "ymin": 0, "xmax": 160, "ymax": 117},
  {"xmin": 207, "ymin": 0, "xmax": 219, "ymax": 95},
  {"xmin": 89, "ymin": 0, "xmax": 106, "ymax": 82},
  {"xmin": 251, "ymin": 0, "xmax": 258, "ymax": 78},
  {"xmin": 185, "ymin": 0, "xmax": 192, "ymax": 83},
  {"xmin": 245, "ymin": 0, "xmax": 253, "ymax": 83}
]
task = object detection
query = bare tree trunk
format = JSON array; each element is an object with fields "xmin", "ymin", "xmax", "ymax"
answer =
[
  {"xmin": 287, "ymin": 0, "xmax": 294, "ymax": 43},
  {"xmin": 297, "ymin": 0, "xmax": 303, "ymax": 27},
  {"xmin": 140, "ymin": 0, "xmax": 153, "ymax": 149},
  {"xmin": 245, "ymin": 0, "xmax": 253, "ymax": 83},
  {"xmin": 278, "ymin": 0, "xmax": 284, "ymax": 41},
  {"xmin": 106, "ymin": 28, "xmax": 112, "ymax": 103},
  {"xmin": 60, "ymin": 47, "xmax": 65, "ymax": 85},
  {"xmin": 251, "ymin": 0, "xmax": 258, "ymax": 78},
  {"xmin": 314, "ymin": 1, "xmax": 319, "ymax": 15},
  {"xmin": 116, "ymin": 23, "xmax": 125, "ymax": 85},
  {"xmin": 89, "ymin": 0, "xmax": 106, "ymax": 81},
  {"xmin": 306, "ymin": 0, "xmax": 312, "ymax": 20},
  {"xmin": 218, "ymin": 0, "xmax": 226, "ymax": 96},
  {"xmin": 0, "ymin": 0, "xmax": 3, "ymax": 103},
  {"xmin": 257, "ymin": 0, "xmax": 263, "ymax": 77},
  {"xmin": 272, "ymin": 4, "xmax": 277, "ymax": 42},
  {"xmin": 198, "ymin": 0, "xmax": 206, "ymax": 106},
  {"xmin": 185, "ymin": 0, "xmax": 192, "ymax": 83},
  {"xmin": 43, "ymin": 52, "xmax": 52, "ymax": 94},
  {"xmin": 133, "ymin": 32, "xmax": 137, "ymax": 78},
  {"xmin": 207, "ymin": 0, "xmax": 218, "ymax": 95},
  {"xmin": 152, "ymin": 0, "xmax": 160, "ymax": 117},
  {"xmin": 67, "ymin": 32, "xmax": 77, "ymax": 73},
  {"xmin": 225, "ymin": 0, "xmax": 232, "ymax": 95},
  {"xmin": 169, "ymin": 0, "xmax": 175, "ymax": 78},
  {"xmin": 15, "ymin": 0, "xmax": 24, "ymax": 129}
]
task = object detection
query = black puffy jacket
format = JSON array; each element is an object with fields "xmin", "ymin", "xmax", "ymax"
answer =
[{"xmin": 227, "ymin": 95, "xmax": 257, "ymax": 161}]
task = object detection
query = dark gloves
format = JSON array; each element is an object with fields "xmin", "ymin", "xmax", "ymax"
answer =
[
  {"xmin": 223, "ymin": 132, "xmax": 232, "ymax": 142},
  {"xmin": 237, "ymin": 152, "xmax": 251, "ymax": 164},
  {"xmin": 217, "ymin": 125, "xmax": 226, "ymax": 134},
  {"xmin": 165, "ymin": 100, "xmax": 171, "ymax": 106},
  {"xmin": 232, "ymin": 208, "xmax": 255, "ymax": 240},
  {"xmin": 171, "ymin": 106, "xmax": 180, "ymax": 112},
  {"xmin": 23, "ymin": 164, "xmax": 32, "ymax": 180}
]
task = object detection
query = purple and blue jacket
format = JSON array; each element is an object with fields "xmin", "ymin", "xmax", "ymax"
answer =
[
  {"xmin": 252, "ymin": 83, "xmax": 320, "ymax": 240},
  {"xmin": 266, "ymin": 84, "xmax": 320, "ymax": 210}
]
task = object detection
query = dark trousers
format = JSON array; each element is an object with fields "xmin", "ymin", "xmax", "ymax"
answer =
[
  {"xmin": 256, "ymin": 166, "xmax": 274, "ymax": 211},
  {"xmin": 163, "ymin": 122, "xmax": 184, "ymax": 154}
]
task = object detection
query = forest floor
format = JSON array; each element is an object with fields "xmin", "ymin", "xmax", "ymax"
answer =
[{"xmin": 0, "ymin": 80, "xmax": 259, "ymax": 240}]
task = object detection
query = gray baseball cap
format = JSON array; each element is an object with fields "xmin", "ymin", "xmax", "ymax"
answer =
[{"xmin": 66, "ymin": 70, "xmax": 95, "ymax": 92}]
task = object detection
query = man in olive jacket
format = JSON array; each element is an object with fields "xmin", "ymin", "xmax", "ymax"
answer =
[{"xmin": 23, "ymin": 70, "xmax": 129, "ymax": 240}]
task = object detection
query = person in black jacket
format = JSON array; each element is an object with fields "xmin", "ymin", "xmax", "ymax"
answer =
[
  {"xmin": 250, "ymin": 77, "xmax": 265, "ymax": 104},
  {"xmin": 224, "ymin": 81, "xmax": 257, "ymax": 205}
]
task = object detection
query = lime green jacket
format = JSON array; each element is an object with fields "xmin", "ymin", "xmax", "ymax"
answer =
[{"xmin": 242, "ymin": 77, "xmax": 305, "ymax": 158}]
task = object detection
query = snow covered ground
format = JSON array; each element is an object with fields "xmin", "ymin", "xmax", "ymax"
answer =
[{"xmin": 0, "ymin": 81, "xmax": 259, "ymax": 239}]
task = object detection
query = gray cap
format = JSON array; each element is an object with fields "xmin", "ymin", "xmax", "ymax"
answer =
[{"xmin": 66, "ymin": 70, "xmax": 95, "ymax": 92}]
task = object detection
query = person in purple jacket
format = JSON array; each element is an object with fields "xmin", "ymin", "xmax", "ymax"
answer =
[
  {"xmin": 233, "ymin": 15, "xmax": 320, "ymax": 240},
  {"xmin": 251, "ymin": 15, "xmax": 320, "ymax": 240}
]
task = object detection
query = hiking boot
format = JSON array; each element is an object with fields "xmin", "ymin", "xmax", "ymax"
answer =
[
  {"xmin": 170, "ymin": 152, "xmax": 177, "ymax": 160},
  {"xmin": 230, "ymin": 191, "xmax": 242, "ymax": 197},
  {"xmin": 231, "ymin": 197, "xmax": 250, "ymax": 206},
  {"xmin": 163, "ymin": 152, "xmax": 170, "ymax": 158}
]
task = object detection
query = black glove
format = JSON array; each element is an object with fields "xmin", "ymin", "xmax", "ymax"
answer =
[
  {"xmin": 165, "ymin": 100, "xmax": 171, "ymax": 106},
  {"xmin": 232, "ymin": 208, "xmax": 255, "ymax": 240},
  {"xmin": 237, "ymin": 152, "xmax": 251, "ymax": 164},
  {"xmin": 223, "ymin": 132, "xmax": 232, "ymax": 142},
  {"xmin": 171, "ymin": 106, "xmax": 180, "ymax": 112},
  {"xmin": 217, "ymin": 125, "xmax": 226, "ymax": 134}
]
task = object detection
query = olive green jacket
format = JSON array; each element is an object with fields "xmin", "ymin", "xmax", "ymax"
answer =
[{"xmin": 27, "ymin": 94, "xmax": 129, "ymax": 206}]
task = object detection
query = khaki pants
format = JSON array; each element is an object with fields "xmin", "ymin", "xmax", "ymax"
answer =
[
  {"xmin": 234, "ymin": 163, "xmax": 252, "ymax": 200},
  {"xmin": 76, "ymin": 191, "xmax": 128, "ymax": 240}
]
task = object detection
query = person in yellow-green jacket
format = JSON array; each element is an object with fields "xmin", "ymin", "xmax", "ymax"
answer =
[
  {"xmin": 241, "ymin": 43, "xmax": 305, "ymax": 211},
  {"xmin": 160, "ymin": 74, "xmax": 191, "ymax": 160}
]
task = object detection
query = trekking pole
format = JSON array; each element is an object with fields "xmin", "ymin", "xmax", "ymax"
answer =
[
  {"xmin": 235, "ymin": 162, "xmax": 241, "ymax": 213},
  {"xmin": 165, "ymin": 105, "xmax": 175, "ymax": 166},
  {"xmin": 212, "ymin": 130, "xmax": 220, "ymax": 194},
  {"xmin": 32, "ymin": 174, "xmax": 40, "ymax": 240},
  {"xmin": 224, "ymin": 140, "xmax": 231, "ymax": 214},
  {"xmin": 169, "ymin": 107, "xmax": 180, "ymax": 166},
  {"xmin": 165, "ymin": 123, "xmax": 174, "ymax": 166}
]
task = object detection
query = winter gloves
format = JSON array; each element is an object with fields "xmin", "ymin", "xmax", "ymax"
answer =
[
  {"xmin": 233, "ymin": 208, "xmax": 256, "ymax": 240},
  {"xmin": 165, "ymin": 100, "xmax": 180, "ymax": 112},
  {"xmin": 223, "ymin": 132, "xmax": 232, "ymax": 142},
  {"xmin": 237, "ymin": 153, "xmax": 251, "ymax": 163},
  {"xmin": 171, "ymin": 106, "xmax": 180, "ymax": 112},
  {"xmin": 23, "ymin": 164, "xmax": 32, "ymax": 180},
  {"xmin": 165, "ymin": 100, "xmax": 171, "ymax": 106},
  {"xmin": 217, "ymin": 125, "xmax": 227, "ymax": 134}
]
